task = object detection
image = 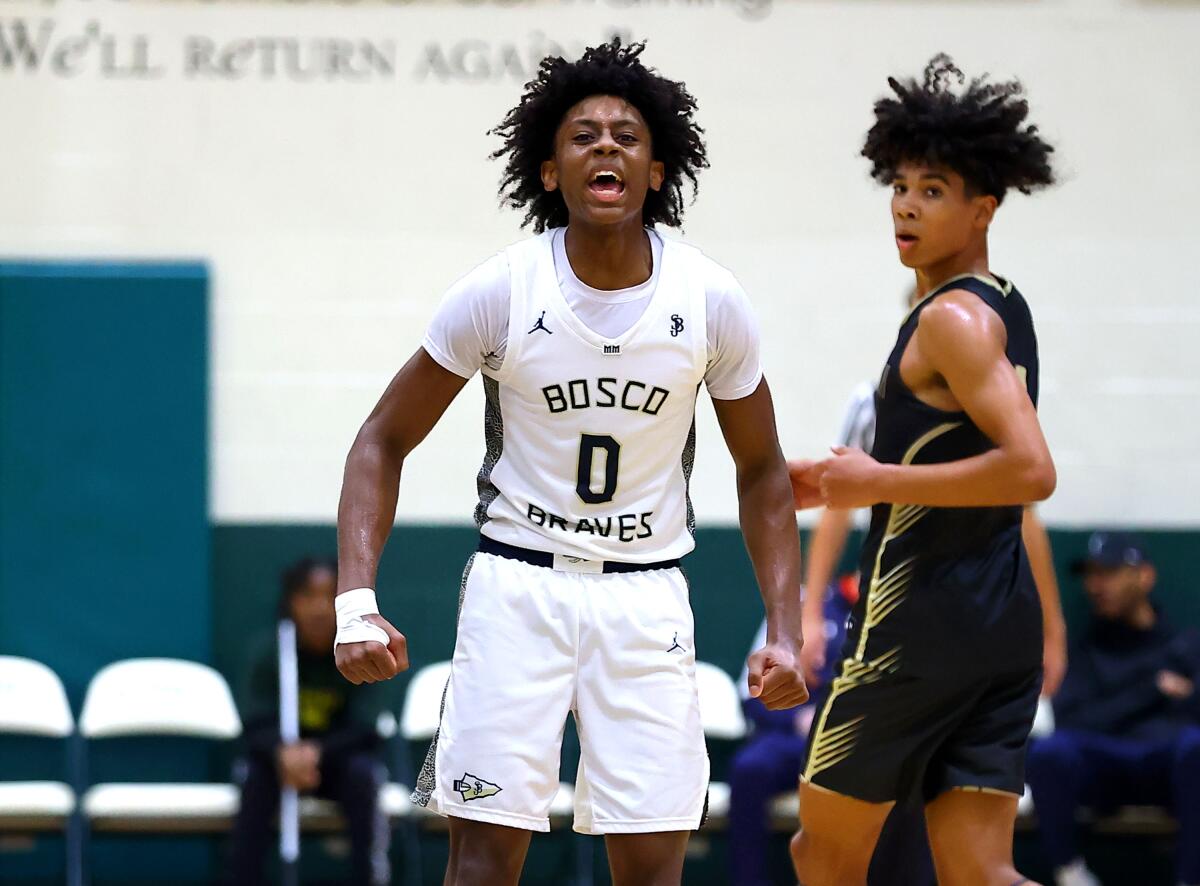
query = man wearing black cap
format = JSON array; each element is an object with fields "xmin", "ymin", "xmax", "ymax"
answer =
[{"xmin": 1026, "ymin": 532, "xmax": 1200, "ymax": 886}]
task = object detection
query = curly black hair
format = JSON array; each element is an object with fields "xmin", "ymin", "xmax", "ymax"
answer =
[
  {"xmin": 491, "ymin": 39, "xmax": 709, "ymax": 232},
  {"xmin": 862, "ymin": 54, "xmax": 1055, "ymax": 204}
]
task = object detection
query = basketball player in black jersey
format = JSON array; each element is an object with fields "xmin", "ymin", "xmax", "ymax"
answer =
[{"xmin": 790, "ymin": 56, "xmax": 1057, "ymax": 886}]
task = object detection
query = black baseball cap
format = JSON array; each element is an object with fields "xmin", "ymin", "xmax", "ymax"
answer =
[{"xmin": 1071, "ymin": 531, "xmax": 1149, "ymax": 573}]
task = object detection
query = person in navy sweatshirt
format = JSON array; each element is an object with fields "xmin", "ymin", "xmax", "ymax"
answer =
[{"xmin": 1027, "ymin": 532, "xmax": 1200, "ymax": 886}]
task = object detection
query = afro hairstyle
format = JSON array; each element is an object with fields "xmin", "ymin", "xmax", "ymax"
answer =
[
  {"xmin": 862, "ymin": 54, "xmax": 1055, "ymax": 204},
  {"xmin": 491, "ymin": 39, "xmax": 708, "ymax": 232}
]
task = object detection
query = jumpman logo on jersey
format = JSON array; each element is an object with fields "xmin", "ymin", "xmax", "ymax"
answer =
[
  {"xmin": 528, "ymin": 311, "xmax": 553, "ymax": 335},
  {"xmin": 667, "ymin": 632, "xmax": 685, "ymax": 654},
  {"xmin": 670, "ymin": 314, "xmax": 685, "ymax": 337}
]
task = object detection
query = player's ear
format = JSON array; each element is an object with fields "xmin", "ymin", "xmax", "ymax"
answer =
[
  {"xmin": 541, "ymin": 159, "xmax": 559, "ymax": 193},
  {"xmin": 973, "ymin": 193, "xmax": 998, "ymax": 229},
  {"xmin": 649, "ymin": 160, "xmax": 665, "ymax": 192}
]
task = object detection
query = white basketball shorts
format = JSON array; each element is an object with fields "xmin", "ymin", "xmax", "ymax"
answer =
[{"xmin": 412, "ymin": 550, "xmax": 709, "ymax": 834}]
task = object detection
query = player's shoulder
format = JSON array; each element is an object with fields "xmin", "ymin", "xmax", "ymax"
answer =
[
  {"xmin": 925, "ymin": 274, "xmax": 1019, "ymax": 319},
  {"xmin": 661, "ymin": 232, "xmax": 741, "ymax": 290},
  {"xmin": 923, "ymin": 282, "xmax": 1008, "ymax": 322},
  {"xmin": 499, "ymin": 228, "xmax": 555, "ymax": 265},
  {"xmin": 453, "ymin": 248, "xmax": 510, "ymax": 290},
  {"xmin": 660, "ymin": 232, "xmax": 751, "ymax": 328},
  {"xmin": 917, "ymin": 288, "xmax": 1006, "ymax": 354},
  {"xmin": 440, "ymin": 243, "xmax": 517, "ymax": 312}
]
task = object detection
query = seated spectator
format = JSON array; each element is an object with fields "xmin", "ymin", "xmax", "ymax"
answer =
[
  {"xmin": 1027, "ymin": 532, "xmax": 1200, "ymax": 886},
  {"xmin": 730, "ymin": 577, "xmax": 935, "ymax": 886},
  {"xmin": 225, "ymin": 557, "xmax": 390, "ymax": 886}
]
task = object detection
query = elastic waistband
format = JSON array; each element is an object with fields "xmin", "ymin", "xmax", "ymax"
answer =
[{"xmin": 477, "ymin": 536, "xmax": 680, "ymax": 574}]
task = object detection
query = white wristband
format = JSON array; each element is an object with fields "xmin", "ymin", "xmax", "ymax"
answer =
[{"xmin": 334, "ymin": 588, "xmax": 390, "ymax": 650}]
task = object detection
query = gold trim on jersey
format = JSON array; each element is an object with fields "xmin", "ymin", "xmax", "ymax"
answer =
[
  {"xmin": 891, "ymin": 504, "xmax": 931, "ymax": 538},
  {"xmin": 855, "ymin": 556, "xmax": 916, "ymax": 656},
  {"xmin": 904, "ymin": 272, "xmax": 1011, "ymax": 323},
  {"xmin": 805, "ymin": 714, "xmax": 865, "ymax": 778},
  {"xmin": 855, "ymin": 420, "xmax": 961, "ymax": 660},
  {"xmin": 802, "ymin": 420, "xmax": 962, "ymax": 784},
  {"xmin": 951, "ymin": 785, "xmax": 1022, "ymax": 798},
  {"xmin": 803, "ymin": 645, "xmax": 903, "ymax": 781}
]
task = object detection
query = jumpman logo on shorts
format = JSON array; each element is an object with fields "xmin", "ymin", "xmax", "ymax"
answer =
[
  {"xmin": 528, "ymin": 311, "xmax": 552, "ymax": 335},
  {"xmin": 667, "ymin": 632, "xmax": 684, "ymax": 654}
]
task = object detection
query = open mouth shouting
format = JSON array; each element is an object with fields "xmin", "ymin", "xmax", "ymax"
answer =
[{"xmin": 589, "ymin": 168, "xmax": 625, "ymax": 202}]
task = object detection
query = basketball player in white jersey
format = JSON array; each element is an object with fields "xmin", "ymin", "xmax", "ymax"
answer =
[{"xmin": 332, "ymin": 40, "xmax": 808, "ymax": 884}]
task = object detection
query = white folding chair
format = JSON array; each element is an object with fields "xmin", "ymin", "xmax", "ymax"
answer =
[
  {"xmin": 78, "ymin": 658, "xmax": 241, "ymax": 832},
  {"xmin": 399, "ymin": 661, "xmax": 452, "ymax": 750},
  {"xmin": 694, "ymin": 661, "xmax": 748, "ymax": 824},
  {"xmin": 1018, "ymin": 697, "xmax": 1058, "ymax": 817},
  {"xmin": 400, "ymin": 661, "xmax": 575, "ymax": 823},
  {"xmin": 0, "ymin": 656, "xmax": 82, "ymax": 885},
  {"xmin": 0, "ymin": 656, "xmax": 77, "ymax": 829}
]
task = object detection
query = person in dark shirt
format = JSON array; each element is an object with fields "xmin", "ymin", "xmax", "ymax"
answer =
[
  {"xmin": 1026, "ymin": 532, "xmax": 1200, "ymax": 886},
  {"xmin": 226, "ymin": 557, "xmax": 390, "ymax": 886}
]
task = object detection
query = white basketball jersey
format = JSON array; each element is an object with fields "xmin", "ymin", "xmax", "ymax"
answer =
[{"xmin": 476, "ymin": 230, "xmax": 707, "ymax": 563}]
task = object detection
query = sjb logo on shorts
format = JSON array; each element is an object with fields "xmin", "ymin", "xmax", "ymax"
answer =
[{"xmin": 453, "ymin": 772, "xmax": 502, "ymax": 802}]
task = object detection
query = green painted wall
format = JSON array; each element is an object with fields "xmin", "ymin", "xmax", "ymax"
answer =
[
  {"xmin": 0, "ymin": 262, "xmax": 210, "ymax": 886},
  {"xmin": 0, "ymin": 262, "xmax": 211, "ymax": 704},
  {"xmin": 212, "ymin": 523, "xmax": 1200, "ymax": 697}
]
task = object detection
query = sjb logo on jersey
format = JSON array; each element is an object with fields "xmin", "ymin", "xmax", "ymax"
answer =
[{"xmin": 670, "ymin": 314, "xmax": 685, "ymax": 337}]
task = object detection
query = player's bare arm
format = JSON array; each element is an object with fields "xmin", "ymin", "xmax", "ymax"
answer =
[
  {"xmin": 811, "ymin": 292, "xmax": 1055, "ymax": 509},
  {"xmin": 335, "ymin": 347, "xmax": 469, "ymax": 684},
  {"xmin": 1023, "ymin": 506, "xmax": 1068, "ymax": 696},
  {"xmin": 712, "ymin": 378, "xmax": 809, "ymax": 710},
  {"xmin": 787, "ymin": 457, "xmax": 824, "ymax": 510},
  {"xmin": 798, "ymin": 506, "xmax": 855, "ymax": 686}
]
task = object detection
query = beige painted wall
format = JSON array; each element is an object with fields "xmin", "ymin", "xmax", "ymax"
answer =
[{"xmin": 3, "ymin": 0, "xmax": 1197, "ymax": 525}]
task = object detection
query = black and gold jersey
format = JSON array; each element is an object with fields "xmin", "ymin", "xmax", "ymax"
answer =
[{"xmin": 852, "ymin": 272, "xmax": 1042, "ymax": 677}]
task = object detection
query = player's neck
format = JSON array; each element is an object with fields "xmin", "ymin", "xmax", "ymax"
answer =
[
  {"xmin": 563, "ymin": 219, "xmax": 652, "ymax": 292},
  {"xmin": 914, "ymin": 239, "xmax": 990, "ymax": 298}
]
